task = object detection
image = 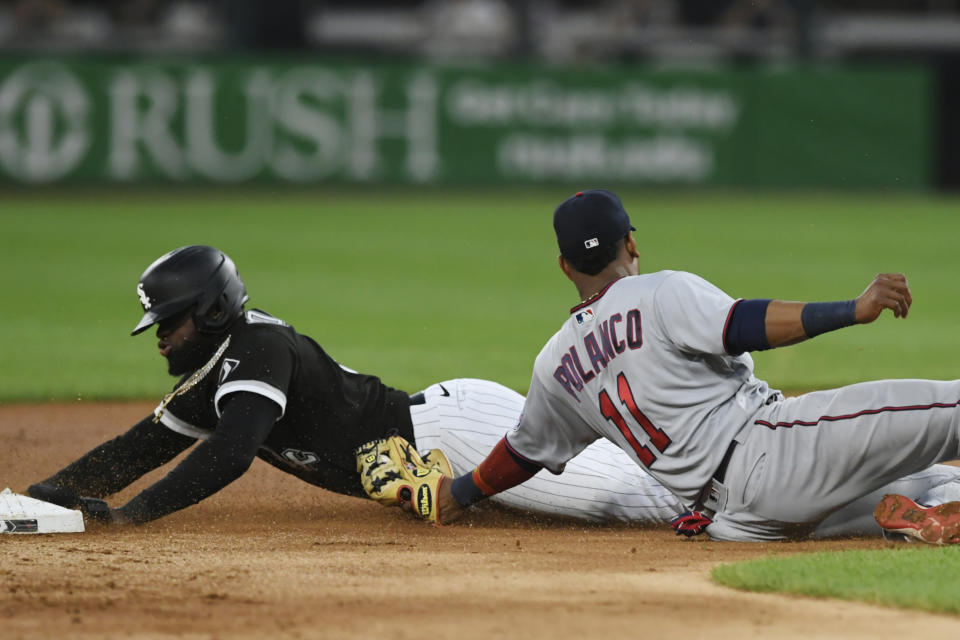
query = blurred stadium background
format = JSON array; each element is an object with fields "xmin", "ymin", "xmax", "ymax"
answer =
[
  {"xmin": 0, "ymin": 0, "xmax": 958, "ymax": 189},
  {"xmin": 1, "ymin": 1, "xmax": 959, "ymax": 401}
]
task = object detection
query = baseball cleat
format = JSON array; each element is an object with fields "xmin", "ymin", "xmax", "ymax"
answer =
[
  {"xmin": 874, "ymin": 494, "xmax": 960, "ymax": 545},
  {"xmin": 881, "ymin": 529, "xmax": 913, "ymax": 544}
]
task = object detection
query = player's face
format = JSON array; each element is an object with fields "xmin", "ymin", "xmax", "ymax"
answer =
[{"xmin": 156, "ymin": 310, "xmax": 217, "ymax": 376}]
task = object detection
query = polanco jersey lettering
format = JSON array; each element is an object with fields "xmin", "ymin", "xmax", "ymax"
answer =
[{"xmin": 509, "ymin": 271, "xmax": 773, "ymax": 505}]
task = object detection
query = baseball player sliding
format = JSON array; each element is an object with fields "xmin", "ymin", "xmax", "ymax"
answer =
[
  {"xmin": 404, "ymin": 189, "xmax": 960, "ymax": 544},
  {"xmin": 24, "ymin": 245, "xmax": 687, "ymax": 526}
]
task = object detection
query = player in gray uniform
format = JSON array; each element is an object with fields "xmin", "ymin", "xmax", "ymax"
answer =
[
  {"xmin": 419, "ymin": 379, "xmax": 960, "ymax": 538},
  {"xmin": 435, "ymin": 190, "xmax": 960, "ymax": 543}
]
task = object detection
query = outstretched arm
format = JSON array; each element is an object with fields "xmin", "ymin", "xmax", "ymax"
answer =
[
  {"xmin": 117, "ymin": 392, "xmax": 281, "ymax": 524},
  {"xmin": 726, "ymin": 273, "xmax": 912, "ymax": 353},
  {"xmin": 29, "ymin": 393, "xmax": 281, "ymax": 525},
  {"xmin": 30, "ymin": 416, "xmax": 196, "ymax": 500}
]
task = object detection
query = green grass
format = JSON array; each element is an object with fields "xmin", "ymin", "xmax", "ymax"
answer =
[
  {"xmin": 1, "ymin": 186, "xmax": 958, "ymax": 402},
  {"xmin": 713, "ymin": 547, "xmax": 960, "ymax": 615},
  {"xmin": 5, "ymin": 186, "xmax": 960, "ymax": 616}
]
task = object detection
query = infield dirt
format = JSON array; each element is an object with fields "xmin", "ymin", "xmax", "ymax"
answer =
[{"xmin": 2, "ymin": 401, "xmax": 956, "ymax": 639}]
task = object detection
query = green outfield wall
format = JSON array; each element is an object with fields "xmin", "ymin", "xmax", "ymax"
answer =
[{"xmin": 0, "ymin": 57, "xmax": 931, "ymax": 188}]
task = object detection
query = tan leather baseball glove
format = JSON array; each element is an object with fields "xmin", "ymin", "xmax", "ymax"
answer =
[{"xmin": 355, "ymin": 436, "xmax": 452, "ymax": 522}]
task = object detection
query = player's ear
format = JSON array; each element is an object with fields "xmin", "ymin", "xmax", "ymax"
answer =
[
  {"xmin": 558, "ymin": 255, "xmax": 576, "ymax": 282},
  {"xmin": 625, "ymin": 233, "xmax": 639, "ymax": 260}
]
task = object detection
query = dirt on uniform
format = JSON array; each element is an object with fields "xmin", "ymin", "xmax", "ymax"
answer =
[{"xmin": 2, "ymin": 401, "xmax": 956, "ymax": 639}]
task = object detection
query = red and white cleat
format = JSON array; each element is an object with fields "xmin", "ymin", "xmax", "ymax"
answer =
[{"xmin": 874, "ymin": 494, "xmax": 960, "ymax": 545}]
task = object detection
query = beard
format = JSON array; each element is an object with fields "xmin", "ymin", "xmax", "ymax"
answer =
[{"xmin": 166, "ymin": 331, "xmax": 223, "ymax": 376}]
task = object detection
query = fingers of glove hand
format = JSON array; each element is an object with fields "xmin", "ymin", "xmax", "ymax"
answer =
[
  {"xmin": 355, "ymin": 439, "xmax": 392, "ymax": 473},
  {"xmin": 362, "ymin": 454, "xmax": 394, "ymax": 481},
  {"xmin": 368, "ymin": 466, "xmax": 406, "ymax": 489},
  {"xmin": 422, "ymin": 449, "xmax": 454, "ymax": 477},
  {"xmin": 354, "ymin": 440, "xmax": 377, "ymax": 458},
  {"xmin": 386, "ymin": 435, "xmax": 425, "ymax": 471},
  {"xmin": 356, "ymin": 438, "xmax": 406, "ymax": 502},
  {"xmin": 364, "ymin": 468, "xmax": 409, "ymax": 504}
]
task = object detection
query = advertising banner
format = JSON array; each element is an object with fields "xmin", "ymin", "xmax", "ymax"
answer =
[{"xmin": 0, "ymin": 57, "xmax": 931, "ymax": 188}]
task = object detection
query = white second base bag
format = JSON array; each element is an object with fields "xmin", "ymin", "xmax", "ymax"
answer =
[{"xmin": 0, "ymin": 487, "xmax": 85, "ymax": 534}]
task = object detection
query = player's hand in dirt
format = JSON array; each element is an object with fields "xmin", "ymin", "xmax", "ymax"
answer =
[
  {"xmin": 106, "ymin": 507, "xmax": 132, "ymax": 526},
  {"xmin": 78, "ymin": 497, "xmax": 132, "ymax": 526},
  {"xmin": 27, "ymin": 483, "xmax": 132, "ymax": 526},
  {"xmin": 28, "ymin": 481, "xmax": 81, "ymax": 509},
  {"xmin": 855, "ymin": 273, "xmax": 912, "ymax": 323},
  {"xmin": 436, "ymin": 477, "xmax": 465, "ymax": 525}
]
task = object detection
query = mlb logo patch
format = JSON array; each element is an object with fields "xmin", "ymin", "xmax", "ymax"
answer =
[
  {"xmin": 584, "ymin": 238, "xmax": 600, "ymax": 249},
  {"xmin": 575, "ymin": 308, "xmax": 595, "ymax": 324}
]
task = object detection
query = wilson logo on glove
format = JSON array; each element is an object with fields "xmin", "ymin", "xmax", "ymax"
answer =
[{"xmin": 416, "ymin": 485, "xmax": 433, "ymax": 518}]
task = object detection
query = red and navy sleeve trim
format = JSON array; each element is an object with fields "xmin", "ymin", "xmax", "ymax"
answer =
[
  {"xmin": 503, "ymin": 437, "xmax": 546, "ymax": 473},
  {"xmin": 449, "ymin": 437, "xmax": 541, "ymax": 508}
]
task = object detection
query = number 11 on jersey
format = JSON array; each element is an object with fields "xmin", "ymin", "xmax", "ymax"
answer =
[{"xmin": 598, "ymin": 373, "xmax": 671, "ymax": 467}]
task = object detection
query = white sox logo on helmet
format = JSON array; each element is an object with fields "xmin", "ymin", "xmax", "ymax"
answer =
[{"xmin": 137, "ymin": 282, "xmax": 152, "ymax": 309}]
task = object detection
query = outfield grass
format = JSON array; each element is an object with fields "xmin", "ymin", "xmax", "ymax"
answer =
[
  {"xmin": 1, "ymin": 187, "xmax": 958, "ymax": 402},
  {"xmin": 712, "ymin": 547, "xmax": 960, "ymax": 615}
]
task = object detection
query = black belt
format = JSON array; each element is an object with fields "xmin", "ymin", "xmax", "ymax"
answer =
[
  {"xmin": 709, "ymin": 393, "xmax": 772, "ymax": 483},
  {"xmin": 713, "ymin": 440, "xmax": 738, "ymax": 483},
  {"xmin": 708, "ymin": 391, "xmax": 776, "ymax": 482},
  {"xmin": 409, "ymin": 392, "xmax": 425, "ymax": 406}
]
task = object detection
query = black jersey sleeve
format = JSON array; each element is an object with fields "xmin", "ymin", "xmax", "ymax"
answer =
[
  {"xmin": 213, "ymin": 325, "xmax": 296, "ymax": 418},
  {"xmin": 37, "ymin": 415, "xmax": 196, "ymax": 498},
  {"xmin": 118, "ymin": 392, "xmax": 282, "ymax": 524}
]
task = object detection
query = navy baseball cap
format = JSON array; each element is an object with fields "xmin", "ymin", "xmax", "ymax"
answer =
[{"xmin": 553, "ymin": 190, "xmax": 635, "ymax": 261}]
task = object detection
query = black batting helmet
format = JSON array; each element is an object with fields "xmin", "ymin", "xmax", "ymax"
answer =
[{"xmin": 132, "ymin": 245, "xmax": 249, "ymax": 336}]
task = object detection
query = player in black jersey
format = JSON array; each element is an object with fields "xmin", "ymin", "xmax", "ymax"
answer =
[
  {"xmin": 26, "ymin": 246, "xmax": 424, "ymax": 523},
  {"xmin": 25, "ymin": 245, "xmax": 685, "ymax": 526}
]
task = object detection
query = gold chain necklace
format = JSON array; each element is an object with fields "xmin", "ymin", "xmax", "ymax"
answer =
[{"xmin": 152, "ymin": 335, "xmax": 231, "ymax": 423}]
